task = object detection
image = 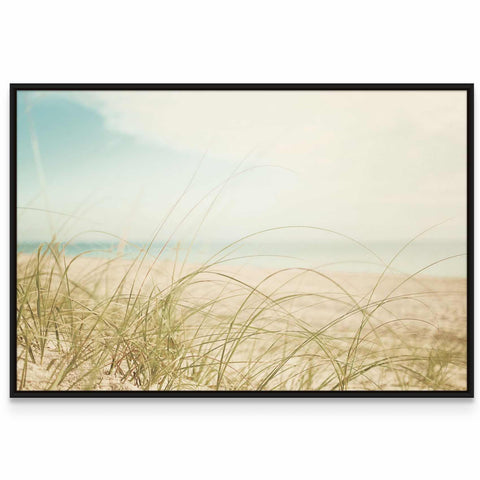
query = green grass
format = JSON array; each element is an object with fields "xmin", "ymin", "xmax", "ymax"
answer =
[{"xmin": 16, "ymin": 235, "xmax": 467, "ymax": 392}]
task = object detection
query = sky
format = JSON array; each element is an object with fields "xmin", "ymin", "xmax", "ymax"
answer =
[{"xmin": 17, "ymin": 90, "xmax": 467, "ymax": 246}]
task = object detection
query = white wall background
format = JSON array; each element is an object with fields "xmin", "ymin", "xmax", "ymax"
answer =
[{"xmin": 1, "ymin": 2, "xmax": 477, "ymax": 479}]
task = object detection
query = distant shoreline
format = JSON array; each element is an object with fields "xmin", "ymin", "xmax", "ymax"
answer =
[{"xmin": 17, "ymin": 238, "xmax": 467, "ymax": 279}]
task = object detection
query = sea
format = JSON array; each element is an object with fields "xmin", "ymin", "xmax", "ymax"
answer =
[{"xmin": 17, "ymin": 238, "xmax": 467, "ymax": 278}]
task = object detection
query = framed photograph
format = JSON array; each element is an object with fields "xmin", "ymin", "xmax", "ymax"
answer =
[{"xmin": 10, "ymin": 84, "xmax": 473, "ymax": 397}]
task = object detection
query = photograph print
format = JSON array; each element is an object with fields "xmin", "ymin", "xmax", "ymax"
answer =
[{"xmin": 12, "ymin": 85, "xmax": 472, "ymax": 396}]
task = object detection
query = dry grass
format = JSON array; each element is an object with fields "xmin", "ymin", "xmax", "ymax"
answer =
[{"xmin": 16, "ymin": 239, "xmax": 467, "ymax": 392}]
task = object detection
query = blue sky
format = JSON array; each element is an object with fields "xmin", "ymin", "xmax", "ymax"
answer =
[
  {"xmin": 17, "ymin": 91, "xmax": 223, "ymax": 243},
  {"xmin": 17, "ymin": 90, "xmax": 467, "ymax": 245}
]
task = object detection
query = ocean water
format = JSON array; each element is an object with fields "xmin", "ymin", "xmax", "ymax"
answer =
[{"xmin": 17, "ymin": 238, "xmax": 467, "ymax": 278}]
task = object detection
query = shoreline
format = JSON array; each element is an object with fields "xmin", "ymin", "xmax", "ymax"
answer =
[{"xmin": 16, "ymin": 237, "xmax": 467, "ymax": 279}]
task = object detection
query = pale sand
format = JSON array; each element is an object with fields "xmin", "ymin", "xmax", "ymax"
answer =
[{"xmin": 16, "ymin": 253, "xmax": 467, "ymax": 391}]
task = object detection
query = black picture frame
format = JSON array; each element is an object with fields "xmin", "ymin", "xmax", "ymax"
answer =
[{"xmin": 10, "ymin": 83, "xmax": 474, "ymax": 398}]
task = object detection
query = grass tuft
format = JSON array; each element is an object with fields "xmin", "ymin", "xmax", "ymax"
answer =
[{"xmin": 16, "ymin": 236, "xmax": 467, "ymax": 392}]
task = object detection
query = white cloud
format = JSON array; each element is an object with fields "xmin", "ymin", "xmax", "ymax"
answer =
[
  {"xmin": 49, "ymin": 90, "xmax": 467, "ymax": 241},
  {"xmin": 61, "ymin": 90, "xmax": 465, "ymax": 161}
]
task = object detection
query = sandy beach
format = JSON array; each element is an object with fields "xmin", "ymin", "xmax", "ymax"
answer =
[{"xmin": 16, "ymin": 251, "xmax": 467, "ymax": 391}]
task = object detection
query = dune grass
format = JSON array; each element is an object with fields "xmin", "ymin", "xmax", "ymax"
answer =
[{"xmin": 15, "ymin": 233, "xmax": 467, "ymax": 392}]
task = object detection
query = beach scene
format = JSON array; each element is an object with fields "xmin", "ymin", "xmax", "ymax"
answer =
[{"xmin": 16, "ymin": 89, "xmax": 468, "ymax": 391}]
